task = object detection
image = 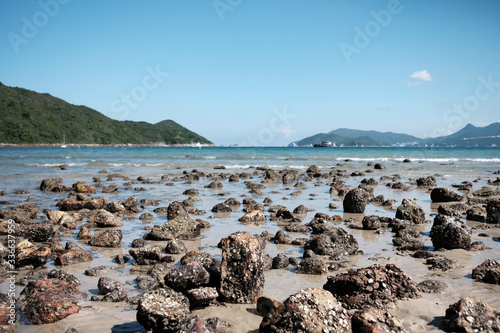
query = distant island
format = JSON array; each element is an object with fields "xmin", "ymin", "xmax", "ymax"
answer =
[
  {"xmin": 0, "ymin": 82, "xmax": 213, "ymax": 146},
  {"xmin": 290, "ymin": 123, "xmax": 500, "ymax": 148}
]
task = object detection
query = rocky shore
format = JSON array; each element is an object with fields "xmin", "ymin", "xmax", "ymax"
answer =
[{"xmin": 0, "ymin": 161, "xmax": 499, "ymax": 332}]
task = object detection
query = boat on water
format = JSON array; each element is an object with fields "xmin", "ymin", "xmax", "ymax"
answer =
[
  {"xmin": 61, "ymin": 134, "xmax": 67, "ymax": 148},
  {"xmin": 313, "ymin": 141, "xmax": 333, "ymax": 147},
  {"xmin": 191, "ymin": 142, "xmax": 202, "ymax": 149}
]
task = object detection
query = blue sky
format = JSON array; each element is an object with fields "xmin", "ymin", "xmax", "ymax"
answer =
[{"xmin": 1, "ymin": 1, "xmax": 499, "ymax": 146}]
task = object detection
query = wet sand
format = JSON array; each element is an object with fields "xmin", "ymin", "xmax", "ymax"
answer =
[{"xmin": 2, "ymin": 159, "xmax": 500, "ymax": 332}]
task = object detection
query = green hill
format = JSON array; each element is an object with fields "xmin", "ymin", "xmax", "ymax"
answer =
[{"xmin": 0, "ymin": 82, "xmax": 212, "ymax": 145}]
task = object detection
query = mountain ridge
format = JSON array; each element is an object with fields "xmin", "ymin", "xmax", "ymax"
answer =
[{"xmin": 0, "ymin": 82, "xmax": 212, "ymax": 145}]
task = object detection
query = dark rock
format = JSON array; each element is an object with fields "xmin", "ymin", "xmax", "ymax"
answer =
[
  {"xmin": 395, "ymin": 198, "xmax": 425, "ymax": 224},
  {"xmin": 263, "ymin": 169, "xmax": 281, "ymax": 183},
  {"xmin": 89, "ymin": 229, "xmax": 122, "ymax": 247},
  {"xmin": 472, "ymin": 259, "xmax": 500, "ymax": 284},
  {"xmin": 257, "ymin": 296, "xmax": 283, "ymax": 318},
  {"xmin": 430, "ymin": 187, "xmax": 462, "ymax": 202},
  {"xmin": 430, "ymin": 214, "xmax": 471, "ymax": 250},
  {"xmin": 273, "ymin": 230, "xmax": 292, "ymax": 245},
  {"xmin": 351, "ymin": 306, "xmax": 411, "ymax": 333},
  {"xmin": 131, "ymin": 238, "xmax": 147, "ymax": 248},
  {"xmin": 343, "ymin": 188, "xmax": 370, "ymax": 213},
  {"xmin": 85, "ymin": 266, "xmax": 112, "ymax": 277},
  {"xmin": 165, "ymin": 239, "xmax": 188, "ymax": 254},
  {"xmin": 211, "ymin": 203, "xmax": 232, "ymax": 213},
  {"xmin": 164, "ymin": 262, "xmax": 210, "ymax": 292},
  {"xmin": 271, "ymin": 253, "xmax": 289, "ymax": 269},
  {"xmin": 106, "ymin": 200, "xmax": 125, "ymax": 213},
  {"xmin": 417, "ymin": 280, "xmax": 448, "ymax": 293},
  {"xmin": 98, "ymin": 276, "xmax": 125, "ymax": 295},
  {"xmin": 101, "ymin": 288, "xmax": 128, "ymax": 302},
  {"xmin": 304, "ymin": 226, "xmax": 359, "ymax": 259},
  {"xmin": 466, "ymin": 207, "xmax": 487, "ymax": 222},
  {"xmin": 295, "ymin": 257, "xmax": 326, "ymax": 275},
  {"xmin": 136, "ymin": 288, "xmax": 190, "ymax": 333},
  {"xmin": 443, "ymin": 297, "xmax": 500, "ymax": 333},
  {"xmin": 40, "ymin": 178, "xmax": 64, "ymax": 192},
  {"xmin": 374, "ymin": 163, "xmax": 385, "ymax": 170},
  {"xmin": 139, "ymin": 212, "xmax": 154, "ymax": 221},
  {"xmin": 426, "ymin": 257, "xmax": 458, "ymax": 271},
  {"xmin": 17, "ymin": 222, "xmax": 55, "ymax": 242},
  {"xmin": 176, "ymin": 315, "xmax": 211, "ymax": 333},
  {"xmin": 259, "ymin": 288, "xmax": 351, "ymax": 333},
  {"xmin": 486, "ymin": 199, "xmax": 500, "ymax": 224},
  {"xmin": 323, "ymin": 264, "xmax": 421, "ymax": 309},
  {"xmin": 282, "ymin": 171, "xmax": 296, "ymax": 185},
  {"xmin": 167, "ymin": 201, "xmax": 189, "ymax": 220},
  {"xmin": 205, "ymin": 180, "xmax": 223, "ymax": 189},
  {"xmin": 77, "ymin": 227, "xmax": 92, "ymax": 240},
  {"xmin": 362, "ymin": 215, "xmax": 381, "ymax": 230},
  {"xmin": 20, "ymin": 279, "xmax": 86, "ymax": 324},
  {"xmin": 122, "ymin": 196, "xmax": 140, "ymax": 212},
  {"xmin": 58, "ymin": 197, "xmax": 108, "ymax": 211},
  {"xmin": 136, "ymin": 275, "xmax": 160, "ymax": 291},
  {"xmin": 55, "ymin": 250, "xmax": 93, "ymax": 266},
  {"xmin": 129, "ymin": 246, "xmax": 162, "ymax": 265},
  {"xmin": 438, "ymin": 205, "xmax": 462, "ymax": 218},
  {"xmin": 239, "ymin": 210, "xmax": 266, "ymax": 223},
  {"xmin": 468, "ymin": 241, "xmax": 492, "ymax": 251},
  {"xmin": 15, "ymin": 240, "xmax": 51, "ymax": 268},
  {"xmin": 220, "ymin": 232, "xmax": 265, "ymax": 303},
  {"xmin": 180, "ymin": 250, "xmax": 213, "ymax": 267},
  {"xmin": 416, "ymin": 175, "xmax": 436, "ymax": 187},
  {"xmin": 72, "ymin": 181, "xmax": 96, "ymax": 194},
  {"xmin": 185, "ymin": 287, "xmax": 218, "ymax": 309},
  {"xmin": 114, "ymin": 254, "xmax": 131, "ymax": 264}
]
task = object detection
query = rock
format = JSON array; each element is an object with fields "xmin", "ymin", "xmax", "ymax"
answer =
[
  {"xmin": 273, "ymin": 230, "xmax": 292, "ymax": 244},
  {"xmin": 167, "ymin": 201, "xmax": 189, "ymax": 220},
  {"xmin": 282, "ymin": 171, "xmax": 296, "ymax": 185},
  {"xmin": 296, "ymin": 257, "xmax": 326, "ymax": 275},
  {"xmin": 417, "ymin": 280, "xmax": 448, "ymax": 293},
  {"xmin": 164, "ymin": 262, "xmax": 211, "ymax": 292},
  {"xmin": 17, "ymin": 222, "xmax": 55, "ymax": 242},
  {"xmin": 176, "ymin": 315, "xmax": 211, "ymax": 333},
  {"xmin": 211, "ymin": 203, "xmax": 232, "ymax": 213},
  {"xmin": 185, "ymin": 287, "xmax": 218, "ymax": 309},
  {"xmin": 466, "ymin": 207, "xmax": 486, "ymax": 222},
  {"xmin": 472, "ymin": 259, "xmax": 500, "ymax": 284},
  {"xmin": 106, "ymin": 200, "xmax": 125, "ymax": 213},
  {"xmin": 101, "ymin": 289, "xmax": 128, "ymax": 302},
  {"xmin": 73, "ymin": 181, "xmax": 96, "ymax": 194},
  {"xmin": 58, "ymin": 197, "xmax": 108, "ymax": 211},
  {"xmin": 91, "ymin": 209, "xmax": 123, "ymax": 228},
  {"xmin": 164, "ymin": 239, "xmax": 188, "ymax": 254},
  {"xmin": 98, "ymin": 277, "xmax": 127, "ymax": 302},
  {"xmin": 89, "ymin": 230, "xmax": 122, "ymax": 247},
  {"xmin": 263, "ymin": 169, "xmax": 281, "ymax": 183},
  {"xmin": 129, "ymin": 246, "xmax": 162, "ymax": 265},
  {"xmin": 374, "ymin": 163, "xmax": 386, "ymax": 170},
  {"xmin": 260, "ymin": 288, "xmax": 351, "ymax": 333},
  {"xmin": 430, "ymin": 214, "xmax": 471, "ymax": 250},
  {"xmin": 40, "ymin": 178, "xmax": 63, "ymax": 192},
  {"xmin": 343, "ymin": 188, "xmax": 370, "ymax": 213},
  {"xmin": 395, "ymin": 198, "xmax": 425, "ymax": 224},
  {"xmin": 362, "ymin": 215, "xmax": 381, "ymax": 230},
  {"xmin": 416, "ymin": 175, "xmax": 436, "ymax": 187},
  {"xmin": 257, "ymin": 296, "xmax": 283, "ymax": 318},
  {"xmin": 239, "ymin": 210, "xmax": 266, "ymax": 223},
  {"xmin": 351, "ymin": 306, "xmax": 411, "ymax": 333},
  {"xmin": 323, "ymin": 264, "xmax": 421, "ymax": 310},
  {"xmin": 430, "ymin": 187, "xmax": 462, "ymax": 202},
  {"xmin": 55, "ymin": 250, "xmax": 93, "ymax": 266},
  {"xmin": 146, "ymin": 217, "xmax": 201, "ymax": 240},
  {"xmin": 139, "ymin": 212, "xmax": 153, "ymax": 221},
  {"xmin": 220, "ymin": 232, "xmax": 265, "ymax": 303},
  {"xmin": 85, "ymin": 266, "xmax": 112, "ymax": 276},
  {"xmin": 122, "ymin": 196, "xmax": 140, "ymax": 212},
  {"xmin": 304, "ymin": 226, "xmax": 359, "ymax": 259},
  {"xmin": 180, "ymin": 250, "xmax": 214, "ymax": 267},
  {"xmin": 131, "ymin": 239, "xmax": 147, "ymax": 248},
  {"xmin": 20, "ymin": 279, "xmax": 86, "ymax": 325},
  {"xmin": 486, "ymin": 199, "xmax": 500, "ymax": 224},
  {"xmin": 271, "ymin": 253, "xmax": 289, "ymax": 269},
  {"xmin": 77, "ymin": 227, "xmax": 92, "ymax": 240},
  {"xmin": 136, "ymin": 288, "xmax": 190, "ymax": 333},
  {"xmin": 136, "ymin": 275, "xmax": 160, "ymax": 291},
  {"xmin": 426, "ymin": 257, "xmax": 458, "ymax": 271},
  {"xmin": 443, "ymin": 297, "xmax": 500, "ymax": 333},
  {"xmin": 15, "ymin": 240, "xmax": 51, "ymax": 268}
]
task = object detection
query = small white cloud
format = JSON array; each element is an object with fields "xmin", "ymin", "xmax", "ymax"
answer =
[
  {"xmin": 410, "ymin": 70, "xmax": 432, "ymax": 82},
  {"xmin": 281, "ymin": 125, "xmax": 296, "ymax": 138},
  {"xmin": 406, "ymin": 80, "xmax": 422, "ymax": 87}
]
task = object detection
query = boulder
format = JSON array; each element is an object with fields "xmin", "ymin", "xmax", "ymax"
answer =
[
  {"xmin": 185, "ymin": 287, "xmax": 218, "ymax": 309},
  {"xmin": 136, "ymin": 275, "xmax": 160, "ymax": 291},
  {"xmin": 343, "ymin": 188, "xmax": 370, "ymax": 213},
  {"xmin": 91, "ymin": 209, "xmax": 123, "ymax": 228},
  {"xmin": 239, "ymin": 210, "xmax": 266, "ymax": 223},
  {"xmin": 443, "ymin": 297, "xmax": 500, "ymax": 333},
  {"xmin": 295, "ymin": 257, "xmax": 326, "ymax": 275},
  {"xmin": 164, "ymin": 239, "xmax": 188, "ymax": 254},
  {"xmin": 164, "ymin": 262, "xmax": 211, "ymax": 292},
  {"xmin": 20, "ymin": 279, "xmax": 86, "ymax": 325},
  {"xmin": 430, "ymin": 188, "xmax": 462, "ymax": 202},
  {"xmin": 16, "ymin": 222, "xmax": 55, "ymax": 242},
  {"xmin": 55, "ymin": 250, "xmax": 93, "ymax": 266},
  {"xmin": 89, "ymin": 230, "xmax": 122, "ymax": 247},
  {"xmin": 136, "ymin": 288, "xmax": 190, "ymax": 333},
  {"xmin": 211, "ymin": 203, "xmax": 232, "ymax": 213},
  {"xmin": 263, "ymin": 169, "xmax": 281, "ymax": 184},
  {"xmin": 85, "ymin": 266, "xmax": 112, "ymax": 277},
  {"xmin": 486, "ymin": 199, "xmax": 500, "ymax": 224},
  {"xmin": 472, "ymin": 259, "xmax": 500, "ymax": 285},
  {"xmin": 417, "ymin": 280, "xmax": 448, "ymax": 294},
  {"xmin": 271, "ymin": 253, "xmax": 289, "ymax": 270},
  {"xmin": 430, "ymin": 214, "xmax": 471, "ymax": 250},
  {"xmin": 282, "ymin": 171, "xmax": 296, "ymax": 185},
  {"xmin": 98, "ymin": 277, "xmax": 127, "ymax": 302},
  {"xmin": 220, "ymin": 232, "xmax": 265, "ymax": 303},
  {"xmin": 167, "ymin": 201, "xmax": 189, "ymax": 220},
  {"xmin": 40, "ymin": 178, "xmax": 64, "ymax": 192},
  {"xmin": 323, "ymin": 264, "xmax": 421, "ymax": 309},
  {"xmin": 72, "ymin": 181, "xmax": 95, "ymax": 194},
  {"xmin": 15, "ymin": 240, "xmax": 51, "ymax": 268},
  {"xmin": 351, "ymin": 306, "xmax": 411, "ymax": 333},
  {"xmin": 146, "ymin": 217, "xmax": 201, "ymax": 240},
  {"xmin": 416, "ymin": 175, "xmax": 436, "ymax": 187},
  {"xmin": 129, "ymin": 246, "xmax": 162, "ymax": 265},
  {"xmin": 395, "ymin": 198, "xmax": 425, "ymax": 224},
  {"xmin": 466, "ymin": 207, "xmax": 486, "ymax": 222},
  {"xmin": 362, "ymin": 215, "xmax": 381, "ymax": 230},
  {"xmin": 304, "ymin": 226, "xmax": 358, "ymax": 259},
  {"xmin": 260, "ymin": 288, "xmax": 351, "ymax": 333}
]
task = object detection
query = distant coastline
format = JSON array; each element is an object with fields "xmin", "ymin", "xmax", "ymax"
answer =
[{"xmin": 0, "ymin": 143, "xmax": 217, "ymax": 148}]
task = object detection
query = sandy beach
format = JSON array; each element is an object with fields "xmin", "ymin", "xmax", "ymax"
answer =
[{"xmin": 0, "ymin": 147, "xmax": 499, "ymax": 332}]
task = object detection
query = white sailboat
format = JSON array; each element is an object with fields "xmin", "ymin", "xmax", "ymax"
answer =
[{"xmin": 61, "ymin": 134, "xmax": 67, "ymax": 148}]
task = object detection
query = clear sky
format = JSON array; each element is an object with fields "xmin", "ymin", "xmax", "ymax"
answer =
[{"xmin": 1, "ymin": 1, "xmax": 499, "ymax": 146}]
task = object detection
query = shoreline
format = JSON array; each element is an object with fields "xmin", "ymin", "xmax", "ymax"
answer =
[{"xmin": 0, "ymin": 143, "xmax": 217, "ymax": 148}]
